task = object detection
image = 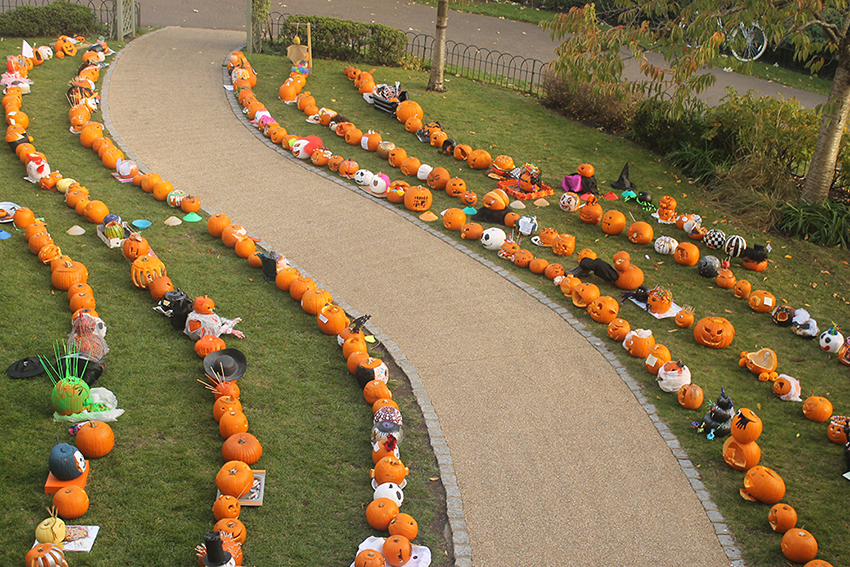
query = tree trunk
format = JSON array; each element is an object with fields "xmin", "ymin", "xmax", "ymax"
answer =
[
  {"xmin": 427, "ymin": 0, "xmax": 449, "ymax": 92},
  {"xmin": 802, "ymin": 52, "xmax": 850, "ymax": 204}
]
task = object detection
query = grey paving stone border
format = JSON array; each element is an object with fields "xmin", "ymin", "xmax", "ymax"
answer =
[{"xmin": 101, "ymin": 30, "xmax": 742, "ymax": 566}]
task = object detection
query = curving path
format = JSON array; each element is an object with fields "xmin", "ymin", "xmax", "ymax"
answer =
[{"xmin": 103, "ymin": 27, "xmax": 733, "ymax": 566}]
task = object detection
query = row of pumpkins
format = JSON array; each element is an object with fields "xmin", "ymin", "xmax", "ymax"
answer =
[
  {"xmin": 239, "ymin": 52, "xmax": 845, "ymax": 566},
  {"xmin": 342, "ymin": 59, "xmax": 849, "ymax": 567},
  {"xmin": 230, "ymin": 52, "xmax": 429, "ymax": 566}
]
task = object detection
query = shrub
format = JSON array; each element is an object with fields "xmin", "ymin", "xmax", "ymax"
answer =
[
  {"xmin": 629, "ymin": 98, "xmax": 710, "ymax": 155},
  {"xmin": 540, "ymin": 65, "xmax": 641, "ymax": 133},
  {"xmin": 269, "ymin": 16, "xmax": 406, "ymax": 66},
  {"xmin": 0, "ymin": 1, "xmax": 101, "ymax": 37},
  {"xmin": 778, "ymin": 199, "xmax": 850, "ymax": 248}
]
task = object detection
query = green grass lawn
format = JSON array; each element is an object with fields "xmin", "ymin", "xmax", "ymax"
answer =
[{"xmin": 3, "ymin": 30, "xmax": 850, "ymax": 567}]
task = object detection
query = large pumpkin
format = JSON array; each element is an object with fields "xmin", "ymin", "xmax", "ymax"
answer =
[
  {"xmin": 677, "ymin": 383, "xmax": 703, "ymax": 409},
  {"xmin": 722, "ymin": 437, "xmax": 761, "ymax": 471},
  {"xmin": 75, "ymin": 421, "xmax": 114, "ymax": 458},
  {"xmin": 802, "ymin": 396, "xmax": 833, "ymax": 422},
  {"xmin": 600, "ymin": 210, "xmax": 626, "ymax": 235},
  {"xmin": 781, "ymin": 529, "xmax": 818, "ymax": 564},
  {"xmin": 216, "ymin": 460, "xmax": 254, "ymax": 498},
  {"xmin": 403, "ymin": 185, "xmax": 432, "ymax": 212},
  {"xmin": 222, "ymin": 432, "xmax": 263, "ymax": 465},
  {"xmin": 674, "ymin": 241, "xmax": 700, "ymax": 266},
  {"xmin": 693, "ymin": 316, "xmax": 735, "ymax": 349},
  {"xmin": 627, "ymin": 221, "xmax": 654, "ymax": 244},
  {"xmin": 587, "ymin": 295, "xmax": 619, "ymax": 324},
  {"xmin": 740, "ymin": 465, "xmax": 785, "ymax": 504}
]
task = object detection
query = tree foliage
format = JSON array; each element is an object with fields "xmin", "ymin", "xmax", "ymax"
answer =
[{"xmin": 543, "ymin": 0, "xmax": 850, "ymax": 204}]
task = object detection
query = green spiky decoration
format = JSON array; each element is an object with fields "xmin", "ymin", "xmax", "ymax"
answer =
[{"xmin": 40, "ymin": 341, "xmax": 95, "ymax": 416}]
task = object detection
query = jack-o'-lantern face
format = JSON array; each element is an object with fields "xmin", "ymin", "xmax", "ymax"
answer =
[
  {"xmin": 430, "ymin": 130, "xmax": 448, "ymax": 148},
  {"xmin": 607, "ymin": 317, "xmax": 631, "ymax": 341},
  {"xmin": 733, "ymin": 279, "xmax": 752, "ymax": 299},
  {"xmin": 622, "ymin": 329, "xmax": 655, "ymax": 358},
  {"xmin": 387, "ymin": 148, "xmax": 408, "ymax": 168},
  {"xmin": 612, "ymin": 251, "xmax": 631, "ymax": 271},
  {"xmin": 572, "ymin": 282, "xmax": 600, "ymax": 308},
  {"xmin": 715, "ymin": 268, "xmax": 737, "ymax": 289},
  {"xmin": 482, "ymin": 190, "xmax": 508, "ymax": 211},
  {"xmin": 400, "ymin": 156, "xmax": 421, "ymax": 177},
  {"xmin": 536, "ymin": 227, "xmax": 559, "ymax": 246},
  {"xmin": 445, "ymin": 177, "xmax": 467, "ymax": 197},
  {"xmin": 311, "ymin": 148, "xmax": 332, "ymax": 167},
  {"xmin": 579, "ymin": 199, "xmax": 603, "ymax": 224},
  {"xmin": 587, "ymin": 295, "xmax": 619, "ymax": 323},
  {"xmin": 327, "ymin": 155, "xmax": 345, "ymax": 172},
  {"xmin": 659, "ymin": 195, "xmax": 677, "ymax": 210},
  {"xmin": 461, "ymin": 222, "xmax": 483, "ymax": 240},
  {"xmin": 498, "ymin": 240, "xmax": 521, "ymax": 259},
  {"xmin": 427, "ymin": 167, "xmax": 450, "ymax": 190},
  {"xmin": 601, "ymin": 210, "xmax": 626, "ymax": 234},
  {"xmin": 442, "ymin": 208, "xmax": 466, "ymax": 231},
  {"xmin": 453, "ymin": 144, "xmax": 472, "ymax": 161},
  {"xmin": 550, "ymin": 234, "xmax": 576, "ymax": 257},
  {"xmin": 693, "ymin": 316, "xmax": 735, "ymax": 349},
  {"xmin": 468, "ymin": 149, "xmax": 492, "ymax": 169}
]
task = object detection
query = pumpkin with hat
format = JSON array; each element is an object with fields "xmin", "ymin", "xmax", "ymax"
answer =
[{"xmin": 204, "ymin": 348, "xmax": 247, "ymax": 383}]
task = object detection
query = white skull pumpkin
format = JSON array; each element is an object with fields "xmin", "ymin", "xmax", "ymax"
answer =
[{"xmin": 481, "ymin": 227, "xmax": 507, "ymax": 251}]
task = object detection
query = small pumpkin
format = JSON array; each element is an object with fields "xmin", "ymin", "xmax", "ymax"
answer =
[
  {"xmin": 623, "ymin": 328, "xmax": 655, "ymax": 358},
  {"xmin": 460, "ymin": 222, "xmax": 483, "ymax": 241},
  {"xmin": 382, "ymin": 535, "xmax": 413, "ymax": 567},
  {"xmin": 544, "ymin": 262, "xmax": 565, "ymax": 281},
  {"xmin": 577, "ymin": 163, "xmax": 595, "ymax": 177},
  {"xmin": 528, "ymin": 257, "xmax": 549, "ymax": 274},
  {"xmin": 442, "ymin": 208, "xmax": 467, "ymax": 231},
  {"xmin": 220, "ymin": 410, "xmax": 250, "ymax": 438},
  {"xmin": 75, "ymin": 420, "xmax": 114, "ymax": 458},
  {"xmin": 53, "ymin": 485, "xmax": 89, "ymax": 519},
  {"xmin": 732, "ymin": 279, "xmax": 752, "ymax": 299},
  {"xmin": 275, "ymin": 267, "xmax": 302, "ymax": 291},
  {"xmin": 388, "ymin": 512, "xmax": 419, "ymax": 541},
  {"xmin": 645, "ymin": 344, "xmax": 672, "ymax": 376},
  {"xmin": 512, "ymin": 249, "xmax": 534, "ymax": 268},
  {"xmin": 677, "ymin": 383, "xmax": 704, "ymax": 410},
  {"xmin": 207, "ymin": 213, "xmax": 231, "ymax": 237},
  {"xmin": 460, "ymin": 190, "xmax": 478, "ymax": 206},
  {"xmin": 740, "ymin": 465, "xmax": 785, "ymax": 504},
  {"xmin": 827, "ymin": 416, "xmax": 850, "ymax": 444},
  {"xmin": 213, "ymin": 494, "xmax": 242, "ymax": 520},
  {"xmin": 355, "ymin": 549, "xmax": 387, "ymax": 567},
  {"xmin": 289, "ymin": 276, "xmax": 317, "ymax": 301},
  {"xmin": 674, "ymin": 306, "xmax": 695, "ymax": 328},
  {"xmin": 550, "ymin": 233, "xmax": 576, "ymax": 257},
  {"xmin": 579, "ymin": 198, "xmax": 603, "ymax": 224},
  {"xmin": 715, "ymin": 268, "xmax": 737, "ymax": 289},
  {"xmin": 214, "ymin": 518, "xmax": 247, "ymax": 545},
  {"xmin": 768, "ymin": 503, "xmax": 797, "ymax": 534}
]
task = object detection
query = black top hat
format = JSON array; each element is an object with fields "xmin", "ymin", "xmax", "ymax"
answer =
[
  {"xmin": 201, "ymin": 531, "xmax": 232, "ymax": 567},
  {"xmin": 7, "ymin": 356, "xmax": 44, "ymax": 378},
  {"xmin": 203, "ymin": 348, "xmax": 246, "ymax": 382}
]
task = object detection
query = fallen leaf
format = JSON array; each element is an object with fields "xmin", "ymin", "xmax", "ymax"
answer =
[
  {"xmin": 429, "ymin": 477, "xmax": 439, "ymax": 482},
  {"xmin": 790, "ymin": 357, "xmax": 806, "ymax": 362},
  {"xmin": 785, "ymin": 254, "xmax": 792, "ymax": 259},
  {"xmin": 724, "ymin": 309, "xmax": 734, "ymax": 313}
]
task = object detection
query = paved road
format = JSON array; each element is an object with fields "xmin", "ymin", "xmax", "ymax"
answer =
[
  {"xmin": 104, "ymin": 26, "xmax": 733, "ymax": 567},
  {"xmin": 136, "ymin": 0, "xmax": 827, "ymax": 107}
]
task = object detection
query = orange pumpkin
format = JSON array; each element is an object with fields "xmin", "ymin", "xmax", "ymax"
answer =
[
  {"xmin": 722, "ymin": 437, "xmax": 761, "ymax": 471},
  {"xmin": 768, "ymin": 503, "xmax": 797, "ymax": 534},
  {"xmin": 427, "ymin": 167, "xmax": 450, "ymax": 190},
  {"xmin": 802, "ymin": 396, "xmax": 833, "ymax": 422},
  {"xmin": 781, "ymin": 529, "xmax": 818, "ymax": 564},
  {"xmin": 607, "ymin": 318, "xmax": 631, "ymax": 341},
  {"xmin": 528, "ymin": 257, "xmax": 549, "ymax": 274},
  {"xmin": 600, "ymin": 210, "xmax": 626, "ymax": 235},
  {"xmin": 442, "ymin": 208, "xmax": 466, "ymax": 231},
  {"xmin": 644, "ymin": 343, "xmax": 672, "ymax": 375},
  {"xmin": 453, "ymin": 144, "xmax": 472, "ymax": 161},
  {"xmin": 544, "ymin": 262, "xmax": 565, "ymax": 281},
  {"xmin": 445, "ymin": 177, "xmax": 467, "ymax": 197},
  {"xmin": 674, "ymin": 306, "xmax": 695, "ymax": 328},
  {"xmin": 740, "ymin": 465, "xmax": 785, "ymax": 504},
  {"xmin": 400, "ymin": 156, "xmax": 422, "ymax": 177},
  {"xmin": 627, "ymin": 221, "xmax": 654, "ymax": 244},
  {"xmin": 748, "ymin": 289, "xmax": 776, "ymax": 313},
  {"xmin": 572, "ymin": 282, "xmax": 600, "ymax": 309},
  {"xmin": 467, "ymin": 149, "xmax": 492, "ymax": 169},
  {"xmin": 615, "ymin": 265, "xmax": 644, "ymax": 290},
  {"xmin": 579, "ymin": 198, "xmax": 603, "ymax": 224},
  {"xmin": 550, "ymin": 233, "xmax": 576, "ymax": 257},
  {"xmin": 733, "ymin": 279, "xmax": 752, "ymax": 299},
  {"xmin": 460, "ymin": 190, "xmax": 478, "ymax": 206},
  {"xmin": 366, "ymin": 497, "xmax": 399, "ymax": 530},
  {"xmin": 715, "ymin": 268, "xmax": 737, "ymax": 289},
  {"xmin": 460, "ymin": 222, "xmax": 484, "ymax": 241},
  {"xmin": 827, "ymin": 416, "xmax": 850, "ymax": 444},
  {"xmin": 693, "ymin": 316, "xmax": 735, "ymax": 348},
  {"xmin": 677, "ymin": 383, "xmax": 703, "ymax": 409},
  {"xmin": 623, "ymin": 329, "xmax": 655, "ymax": 358},
  {"xmin": 731, "ymin": 408, "xmax": 763, "ymax": 443},
  {"xmin": 674, "ymin": 242, "xmax": 700, "ymax": 266},
  {"xmin": 403, "ymin": 185, "xmax": 433, "ymax": 212}
]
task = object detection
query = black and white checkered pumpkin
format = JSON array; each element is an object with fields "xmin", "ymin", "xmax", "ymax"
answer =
[
  {"xmin": 724, "ymin": 235, "xmax": 747, "ymax": 258},
  {"xmin": 703, "ymin": 229, "xmax": 727, "ymax": 250}
]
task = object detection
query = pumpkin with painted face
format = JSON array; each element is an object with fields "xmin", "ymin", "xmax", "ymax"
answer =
[
  {"xmin": 559, "ymin": 192, "xmax": 580, "ymax": 212},
  {"xmin": 693, "ymin": 317, "xmax": 735, "ymax": 349}
]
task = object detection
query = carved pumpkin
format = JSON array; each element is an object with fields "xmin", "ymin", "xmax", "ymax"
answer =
[
  {"xmin": 674, "ymin": 241, "xmax": 700, "ymax": 266},
  {"xmin": 572, "ymin": 282, "xmax": 600, "ymax": 308},
  {"xmin": 623, "ymin": 329, "xmax": 655, "ymax": 358},
  {"xmin": 468, "ymin": 149, "xmax": 492, "ymax": 169},
  {"xmin": 513, "ymin": 249, "xmax": 535, "ymax": 268},
  {"xmin": 460, "ymin": 222, "xmax": 483, "ymax": 240},
  {"xmin": 740, "ymin": 465, "xmax": 785, "ymax": 504},
  {"xmin": 827, "ymin": 416, "xmax": 850, "ymax": 444},
  {"xmin": 427, "ymin": 167, "xmax": 450, "ymax": 190},
  {"xmin": 442, "ymin": 208, "xmax": 466, "ymax": 231},
  {"xmin": 802, "ymin": 396, "xmax": 833, "ymax": 422},
  {"xmin": 614, "ymin": 251, "xmax": 633, "ymax": 272},
  {"xmin": 214, "ymin": 396, "xmax": 243, "ymax": 422},
  {"xmin": 366, "ymin": 497, "xmax": 399, "ymax": 530},
  {"xmin": 748, "ymin": 290, "xmax": 776, "ymax": 313},
  {"xmin": 382, "ymin": 535, "xmax": 413, "ymax": 567},
  {"xmin": 275, "ymin": 267, "xmax": 302, "ymax": 291},
  {"xmin": 722, "ymin": 437, "xmax": 761, "ymax": 471},
  {"xmin": 445, "ymin": 177, "xmax": 467, "ymax": 197},
  {"xmin": 453, "ymin": 144, "xmax": 473, "ymax": 161},
  {"xmin": 607, "ymin": 318, "xmax": 631, "ymax": 341},
  {"xmin": 371, "ymin": 456, "xmax": 409, "ymax": 486},
  {"xmin": 289, "ymin": 276, "xmax": 317, "ymax": 301},
  {"xmin": 646, "ymin": 286, "xmax": 672, "ymax": 314},
  {"xmin": 213, "ymin": 494, "xmax": 241, "ymax": 520},
  {"xmin": 601, "ymin": 210, "xmax": 626, "ymax": 235},
  {"xmin": 579, "ymin": 198, "xmax": 603, "ymax": 224},
  {"xmin": 388, "ymin": 512, "xmax": 419, "ymax": 541},
  {"xmin": 587, "ymin": 295, "xmax": 619, "ymax": 324},
  {"xmin": 122, "ymin": 233, "xmax": 150, "ymax": 262},
  {"xmin": 207, "ymin": 213, "xmax": 231, "ymax": 237},
  {"xmin": 24, "ymin": 543, "xmax": 67, "ymax": 567},
  {"xmin": 403, "ymin": 185, "xmax": 433, "ymax": 212},
  {"xmin": 739, "ymin": 348, "xmax": 778, "ymax": 379},
  {"xmin": 733, "ymin": 279, "xmax": 752, "ymax": 299},
  {"xmin": 482, "ymin": 189, "xmax": 509, "ymax": 211},
  {"xmin": 577, "ymin": 163, "xmax": 595, "ymax": 177},
  {"xmin": 544, "ymin": 262, "xmax": 565, "ymax": 281},
  {"xmin": 706, "ymin": 267, "xmax": 732, "ymax": 289},
  {"xmin": 355, "ymin": 549, "xmax": 387, "ymax": 567},
  {"xmin": 214, "ymin": 518, "xmax": 247, "ymax": 546},
  {"xmin": 768, "ymin": 503, "xmax": 797, "ymax": 534},
  {"xmin": 693, "ymin": 317, "xmax": 735, "ymax": 349},
  {"xmin": 742, "ymin": 257, "xmax": 769, "ymax": 272},
  {"xmin": 677, "ymin": 383, "xmax": 703, "ymax": 409},
  {"xmin": 730, "ymin": 408, "xmax": 763, "ymax": 443},
  {"xmin": 551, "ymin": 233, "xmax": 576, "ymax": 257},
  {"xmin": 781, "ymin": 529, "xmax": 818, "ymax": 564},
  {"xmin": 318, "ymin": 304, "xmax": 350, "ymax": 336},
  {"xmin": 400, "ymin": 156, "xmax": 421, "ymax": 177},
  {"xmin": 627, "ymin": 221, "xmax": 654, "ymax": 244}
]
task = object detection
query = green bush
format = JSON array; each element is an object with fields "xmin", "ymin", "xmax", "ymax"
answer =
[
  {"xmin": 540, "ymin": 65, "xmax": 641, "ymax": 133},
  {"xmin": 0, "ymin": 1, "xmax": 101, "ymax": 37},
  {"xmin": 778, "ymin": 199, "xmax": 850, "ymax": 248},
  {"xmin": 629, "ymin": 98, "xmax": 710, "ymax": 155},
  {"xmin": 270, "ymin": 16, "xmax": 406, "ymax": 66}
]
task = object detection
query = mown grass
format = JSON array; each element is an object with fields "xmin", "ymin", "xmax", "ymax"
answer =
[
  {"xmin": 248, "ymin": 55, "xmax": 850, "ymax": 566},
  {"xmin": 0, "ymin": 40, "xmax": 448, "ymax": 566}
]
